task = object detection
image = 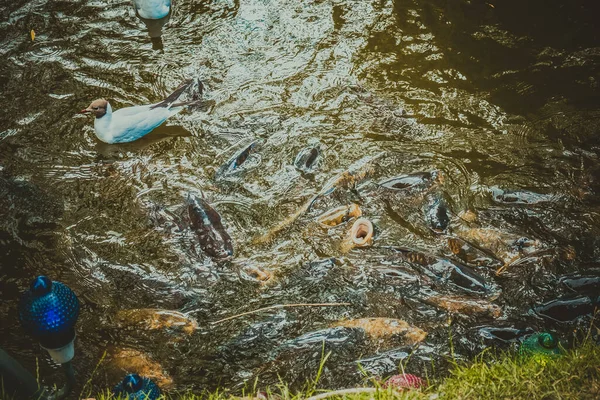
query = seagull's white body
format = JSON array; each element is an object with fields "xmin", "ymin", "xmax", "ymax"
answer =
[
  {"xmin": 93, "ymin": 102, "xmax": 182, "ymax": 144},
  {"xmin": 133, "ymin": 0, "xmax": 171, "ymax": 20},
  {"xmin": 83, "ymin": 79, "xmax": 199, "ymax": 144}
]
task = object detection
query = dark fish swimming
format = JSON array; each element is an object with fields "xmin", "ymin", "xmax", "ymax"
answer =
[
  {"xmin": 478, "ymin": 326, "xmax": 533, "ymax": 342},
  {"xmin": 490, "ymin": 186, "xmax": 555, "ymax": 205},
  {"xmin": 187, "ymin": 194, "xmax": 233, "ymax": 259},
  {"xmin": 379, "ymin": 171, "xmax": 441, "ymax": 192},
  {"xmin": 294, "ymin": 145, "xmax": 321, "ymax": 174},
  {"xmin": 559, "ymin": 275, "xmax": 600, "ymax": 296},
  {"xmin": 534, "ymin": 296, "xmax": 599, "ymax": 322},
  {"xmin": 424, "ymin": 194, "xmax": 450, "ymax": 233},
  {"xmin": 387, "ymin": 247, "xmax": 494, "ymax": 295},
  {"xmin": 216, "ymin": 141, "xmax": 258, "ymax": 178}
]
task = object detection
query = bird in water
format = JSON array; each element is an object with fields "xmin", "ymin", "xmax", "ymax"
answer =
[
  {"xmin": 133, "ymin": 0, "xmax": 171, "ymax": 20},
  {"xmin": 80, "ymin": 79, "xmax": 201, "ymax": 144}
]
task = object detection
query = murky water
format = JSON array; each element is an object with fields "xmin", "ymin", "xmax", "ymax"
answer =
[{"xmin": 1, "ymin": 0, "xmax": 599, "ymax": 395}]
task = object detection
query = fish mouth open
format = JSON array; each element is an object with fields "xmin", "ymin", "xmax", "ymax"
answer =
[{"xmin": 350, "ymin": 218, "xmax": 374, "ymax": 247}]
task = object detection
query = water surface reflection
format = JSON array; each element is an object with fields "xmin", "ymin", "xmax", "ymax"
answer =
[{"xmin": 1, "ymin": 0, "xmax": 599, "ymax": 394}]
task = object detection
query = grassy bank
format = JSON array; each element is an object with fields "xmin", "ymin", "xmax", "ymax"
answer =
[{"xmin": 91, "ymin": 338, "xmax": 600, "ymax": 400}]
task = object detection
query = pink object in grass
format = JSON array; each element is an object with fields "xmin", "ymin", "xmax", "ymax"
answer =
[{"xmin": 383, "ymin": 373, "xmax": 425, "ymax": 390}]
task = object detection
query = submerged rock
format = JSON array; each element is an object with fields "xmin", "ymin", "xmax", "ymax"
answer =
[
  {"xmin": 333, "ymin": 318, "xmax": 426, "ymax": 344},
  {"xmin": 187, "ymin": 194, "xmax": 234, "ymax": 259}
]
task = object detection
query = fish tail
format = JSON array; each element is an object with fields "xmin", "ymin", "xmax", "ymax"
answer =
[
  {"xmin": 169, "ymin": 99, "xmax": 203, "ymax": 108},
  {"xmin": 151, "ymin": 78, "xmax": 201, "ymax": 109}
]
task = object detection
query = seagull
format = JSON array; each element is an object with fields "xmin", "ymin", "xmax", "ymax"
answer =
[
  {"xmin": 132, "ymin": 0, "xmax": 171, "ymax": 20},
  {"xmin": 80, "ymin": 79, "xmax": 202, "ymax": 144}
]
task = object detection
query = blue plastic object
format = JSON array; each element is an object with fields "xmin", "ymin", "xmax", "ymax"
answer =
[
  {"xmin": 113, "ymin": 374, "xmax": 161, "ymax": 400},
  {"xmin": 19, "ymin": 276, "xmax": 80, "ymax": 349}
]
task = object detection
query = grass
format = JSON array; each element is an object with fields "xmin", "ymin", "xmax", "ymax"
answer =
[{"xmin": 90, "ymin": 337, "xmax": 600, "ymax": 400}]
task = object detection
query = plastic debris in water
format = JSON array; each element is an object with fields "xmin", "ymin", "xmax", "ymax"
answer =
[
  {"xmin": 383, "ymin": 373, "xmax": 426, "ymax": 390},
  {"xmin": 113, "ymin": 373, "xmax": 161, "ymax": 400},
  {"xmin": 30, "ymin": 30, "xmax": 35, "ymax": 41},
  {"xmin": 316, "ymin": 203, "xmax": 362, "ymax": 227},
  {"xmin": 519, "ymin": 332, "xmax": 561, "ymax": 357}
]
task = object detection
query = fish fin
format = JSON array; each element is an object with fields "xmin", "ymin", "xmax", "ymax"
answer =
[
  {"xmin": 169, "ymin": 100, "xmax": 203, "ymax": 108},
  {"xmin": 151, "ymin": 79, "xmax": 197, "ymax": 109}
]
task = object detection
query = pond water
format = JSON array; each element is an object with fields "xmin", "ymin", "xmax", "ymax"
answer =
[{"xmin": 1, "ymin": 0, "xmax": 599, "ymax": 395}]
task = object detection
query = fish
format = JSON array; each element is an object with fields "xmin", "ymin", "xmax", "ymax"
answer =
[
  {"xmin": 340, "ymin": 217, "xmax": 374, "ymax": 253},
  {"xmin": 253, "ymin": 153, "xmax": 383, "ymax": 244},
  {"xmin": 478, "ymin": 326, "xmax": 533, "ymax": 342},
  {"xmin": 559, "ymin": 275, "xmax": 600, "ymax": 296},
  {"xmin": 424, "ymin": 194, "xmax": 450, "ymax": 233},
  {"xmin": 241, "ymin": 266, "xmax": 273, "ymax": 283},
  {"xmin": 452, "ymin": 226, "xmax": 548, "ymax": 273},
  {"xmin": 379, "ymin": 170, "xmax": 441, "ymax": 192},
  {"xmin": 446, "ymin": 236, "xmax": 503, "ymax": 268},
  {"xmin": 108, "ymin": 348, "xmax": 173, "ymax": 388},
  {"xmin": 316, "ymin": 204, "xmax": 362, "ymax": 227},
  {"xmin": 187, "ymin": 194, "xmax": 234, "ymax": 259},
  {"xmin": 534, "ymin": 296, "xmax": 599, "ymax": 322},
  {"xmin": 490, "ymin": 186, "xmax": 555, "ymax": 205},
  {"xmin": 424, "ymin": 295, "xmax": 502, "ymax": 317},
  {"xmin": 114, "ymin": 308, "xmax": 197, "ymax": 335},
  {"xmin": 216, "ymin": 141, "xmax": 259, "ymax": 178},
  {"xmin": 387, "ymin": 247, "xmax": 494, "ymax": 295},
  {"xmin": 333, "ymin": 318, "xmax": 427, "ymax": 344},
  {"xmin": 294, "ymin": 145, "xmax": 321, "ymax": 174}
]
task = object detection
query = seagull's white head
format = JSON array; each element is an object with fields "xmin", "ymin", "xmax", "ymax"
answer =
[{"xmin": 80, "ymin": 99, "xmax": 109, "ymax": 118}]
